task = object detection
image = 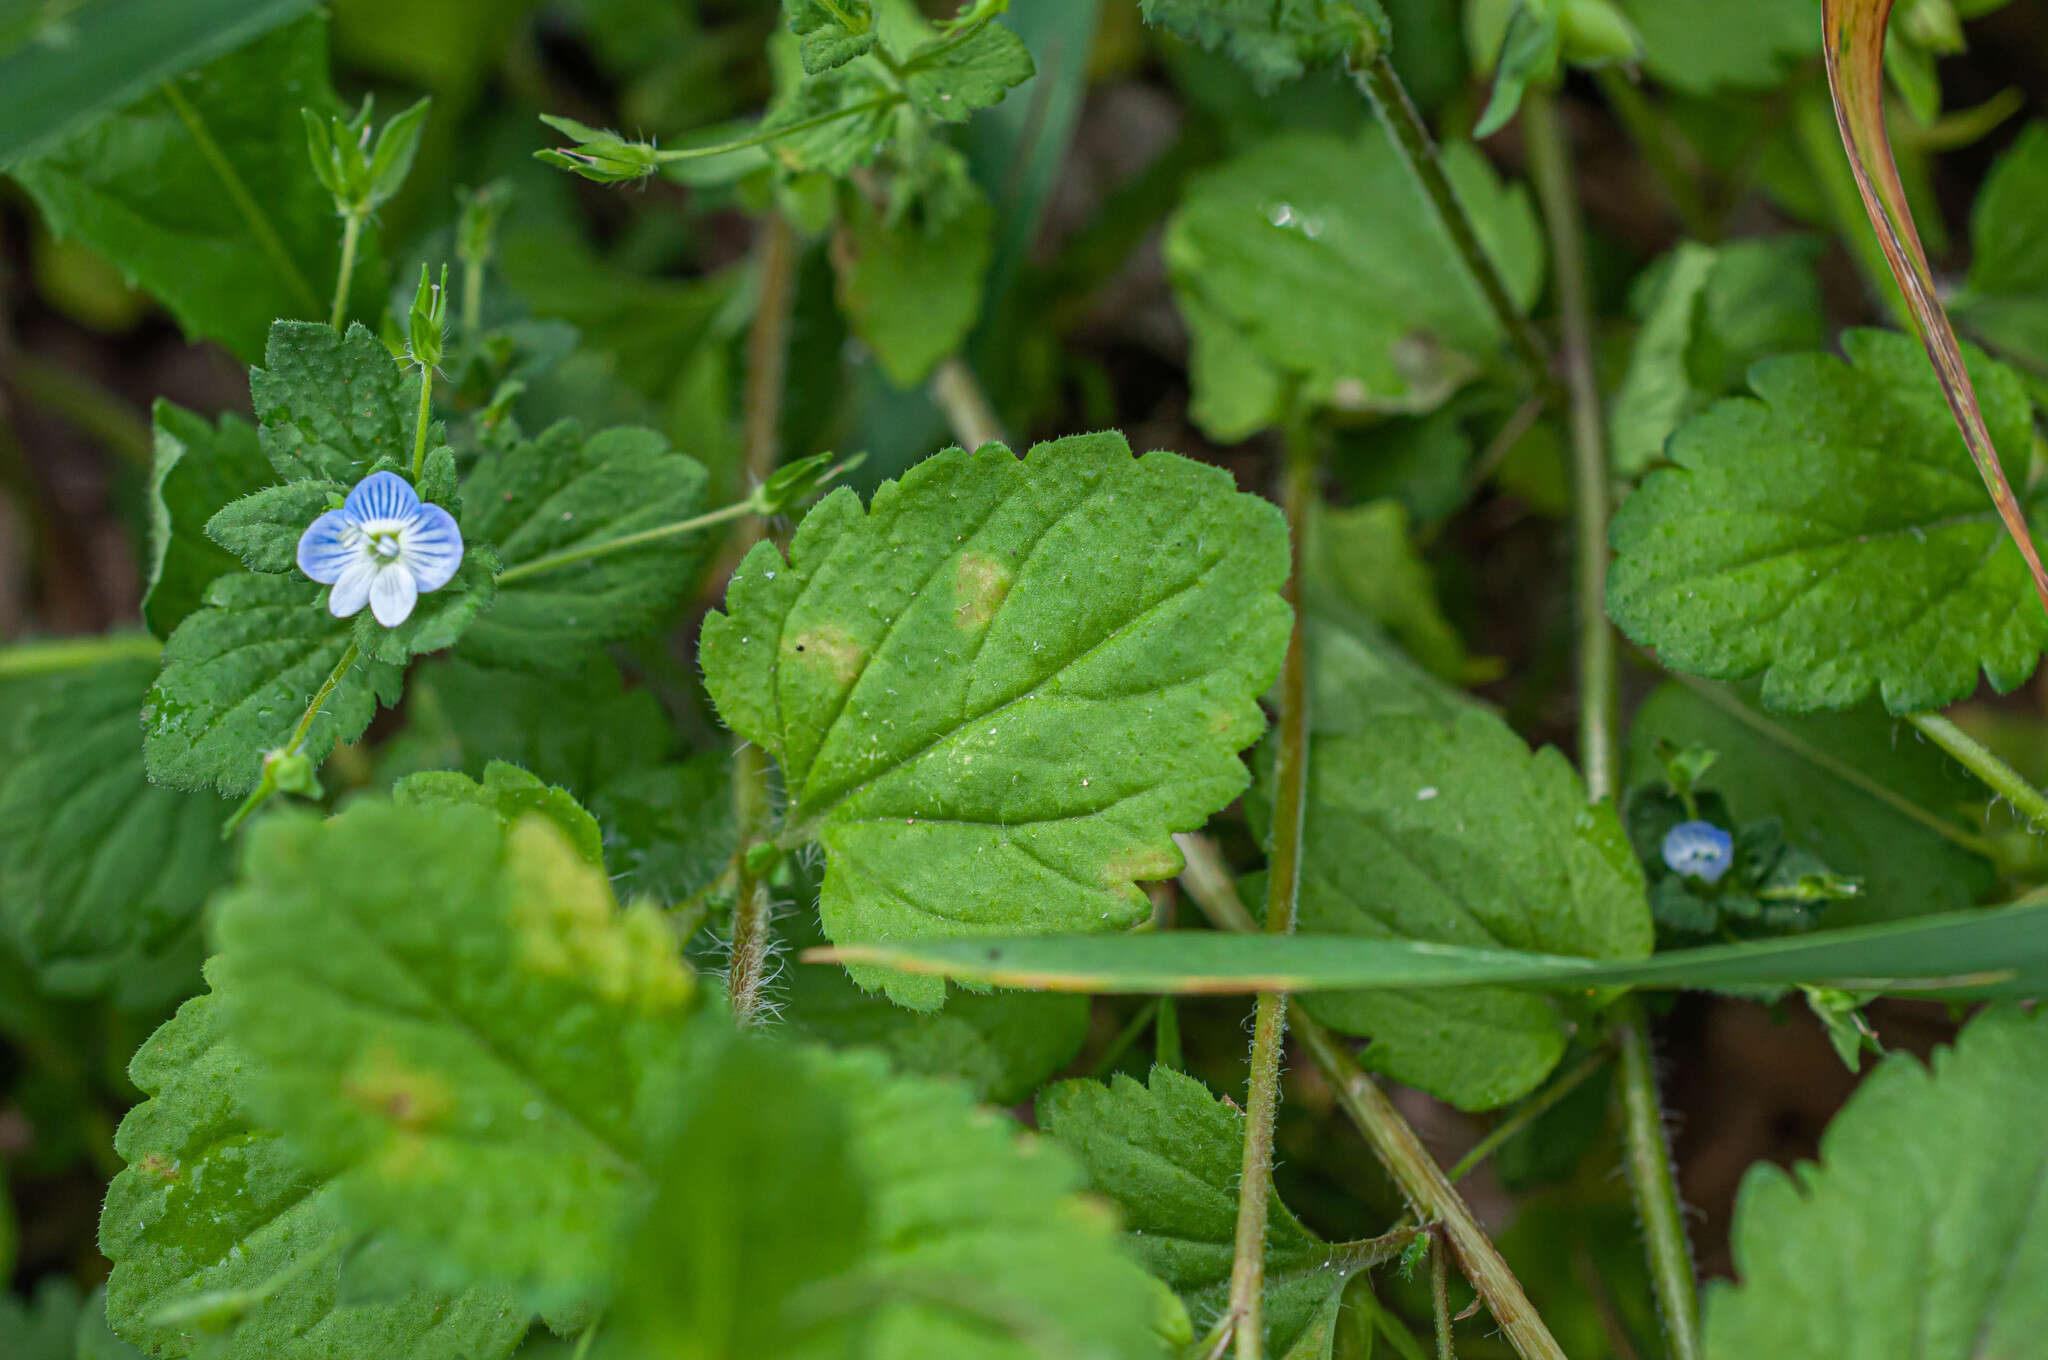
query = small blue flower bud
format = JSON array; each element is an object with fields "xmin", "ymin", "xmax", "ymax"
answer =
[{"xmin": 1662, "ymin": 819, "xmax": 1734, "ymax": 884}]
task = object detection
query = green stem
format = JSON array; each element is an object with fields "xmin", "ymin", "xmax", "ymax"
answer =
[
  {"xmin": 1614, "ymin": 998, "xmax": 1702, "ymax": 1360},
  {"xmin": 494, "ymin": 499, "xmax": 757, "ymax": 585},
  {"xmin": 160, "ymin": 80, "xmax": 320, "ymax": 319},
  {"xmin": 727, "ymin": 745, "xmax": 776, "ymax": 1025},
  {"xmin": 1432, "ymin": 1232, "xmax": 1456, "ymax": 1360},
  {"xmin": 222, "ymin": 641, "xmax": 360, "ymax": 837},
  {"xmin": 1593, "ymin": 70, "xmax": 1713, "ymax": 240},
  {"xmin": 1224, "ymin": 425, "xmax": 1316, "ymax": 1360},
  {"xmin": 929, "ymin": 356, "xmax": 1008, "ymax": 449},
  {"xmin": 1444, "ymin": 1047, "xmax": 1612, "ymax": 1183},
  {"xmin": 1673, "ymin": 676, "xmax": 1999, "ymax": 857},
  {"xmin": 0, "ymin": 631, "xmax": 161, "ymax": 677},
  {"xmin": 462, "ymin": 255, "xmax": 485, "ymax": 343},
  {"xmin": 1349, "ymin": 52, "xmax": 1552, "ymax": 392},
  {"xmin": 409, "ymin": 364, "xmax": 433, "ymax": 481},
  {"xmin": 1906, "ymin": 711, "xmax": 2048, "ymax": 833},
  {"xmin": 653, "ymin": 96, "xmax": 901, "ymax": 165},
  {"xmin": 1527, "ymin": 88, "xmax": 1701, "ymax": 1360},
  {"xmin": 331, "ymin": 211, "xmax": 363, "ymax": 330}
]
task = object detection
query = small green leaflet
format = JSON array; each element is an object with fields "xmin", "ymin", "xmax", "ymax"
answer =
[
  {"xmin": 143, "ymin": 572, "xmax": 401, "ymax": 797},
  {"xmin": 143, "ymin": 403, "xmax": 273, "ymax": 639},
  {"xmin": 457, "ymin": 421, "xmax": 710, "ymax": 670},
  {"xmin": 0, "ymin": 657, "xmax": 233, "ymax": 990},
  {"xmin": 834, "ymin": 178, "xmax": 995, "ymax": 387},
  {"xmin": 1703, "ymin": 1006, "xmax": 2048, "ymax": 1357},
  {"xmin": 1139, "ymin": 0, "xmax": 1389, "ymax": 91},
  {"xmin": 211, "ymin": 799, "xmax": 701, "ymax": 1320},
  {"xmin": 1307, "ymin": 500, "xmax": 1475, "ymax": 684},
  {"xmin": 1610, "ymin": 236, "xmax": 1827, "ymax": 477},
  {"xmin": 1626, "ymin": 682, "xmax": 1994, "ymax": 925},
  {"xmin": 7, "ymin": 17, "xmax": 384, "ymax": 360},
  {"xmin": 813, "ymin": 890, "xmax": 2048, "ymax": 997},
  {"xmin": 702, "ymin": 434, "xmax": 1291, "ymax": 1009},
  {"xmin": 99, "ymin": 992, "xmax": 528, "ymax": 1360},
  {"xmin": 1040, "ymin": 1066, "xmax": 1393, "ymax": 1358},
  {"xmin": 1955, "ymin": 120, "xmax": 2048, "ymax": 385},
  {"xmin": 1608, "ymin": 329, "xmax": 2047, "ymax": 714},
  {"xmin": 404, "ymin": 655, "xmax": 675, "ymax": 797},
  {"xmin": 783, "ymin": 0, "xmax": 876, "ymax": 75},
  {"xmin": 899, "ymin": 12, "xmax": 1035, "ymax": 123},
  {"xmin": 1167, "ymin": 128, "xmax": 1542, "ymax": 439},
  {"xmin": 1285, "ymin": 708, "xmax": 1652, "ymax": 1110},
  {"xmin": 604, "ymin": 1040, "xmax": 1173, "ymax": 1360},
  {"xmin": 394, "ymin": 763, "xmax": 608, "ymax": 869},
  {"xmin": 251, "ymin": 322, "xmax": 425, "ymax": 485}
]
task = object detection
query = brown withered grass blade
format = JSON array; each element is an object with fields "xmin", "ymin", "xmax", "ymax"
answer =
[{"xmin": 1822, "ymin": 0, "xmax": 2048, "ymax": 624}]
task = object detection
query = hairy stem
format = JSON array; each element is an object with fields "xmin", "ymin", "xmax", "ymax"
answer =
[
  {"xmin": 1349, "ymin": 52, "xmax": 1551, "ymax": 392},
  {"xmin": 494, "ymin": 499, "xmax": 757, "ymax": 584},
  {"xmin": 727, "ymin": 744, "xmax": 776, "ymax": 1025},
  {"xmin": 1527, "ymin": 87, "xmax": 1701, "ymax": 1360},
  {"xmin": 1224, "ymin": 427, "xmax": 1316, "ymax": 1360},
  {"xmin": 0, "ymin": 631, "xmax": 161, "ymax": 677},
  {"xmin": 1614, "ymin": 998, "xmax": 1701, "ymax": 1360},
  {"xmin": 409, "ymin": 364, "xmax": 433, "ymax": 481},
  {"xmin": 1174, "ymin": 835, "xmax": 1569, "ymax": 1360},
  {"xmin": 654, "ymin": 96, "xmax": 901, "ymax": 165},
  {"xmin": 1906, "ymin": 711, "xmax": 2048, "ymax": 833},
  {"xmin": 331, "ymin": 211, "xmax": 363, "ymax": 330},
  {"xmin": 929, "ymin": 357, "xmax": 1008, "ymax": 449},
  {"xmin": 1432, "ymin": 1231, "xmax": 1456, "ymax": 1360}
]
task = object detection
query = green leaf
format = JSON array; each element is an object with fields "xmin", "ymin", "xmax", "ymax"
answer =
[
  {"xmin": 0, "ymin": 0, "xmax": 315, "ymax": 166},
  {"xmin": 833, "ymin": 179, "xmax": 994, "ymax": 387},
  {"xmin": 144, "ymin": 402, "xmax": 274, "ymax": 639},
  {"xmin": 206, "ymin": 481, "xmax": 343, "ymax": 573},
  {"xmin": 817, "ymin": 892, "xmax": 2048, "ymax": 998},
  {"xmin": 607, "ymin": 1039, "xmax": 1173, "ymax": 1360},
  {"xmin": 1703, "ymin": 1006, "xmax": 2048, "ymax": 1357},
  {"xmin": 407, "ymin": 655, "xmax": 675, "ymax": 797},
  {"xmin": 0, "ymin": 656, "xmax": 234, "ymax": 990},
  {"xmin": 349, "ymin": 545, "xmax": 499, "ymax": 667},
  {"xmin": 1613, "ymin": 0, "xmax": 1817, "ymax": 94},
  {"xmin": 1167, "ymin": 128, "xmax": 1543, "ymax": 439},
  {"xmin": 1611, "ymin": 237, "xmax": 1827, "ymax": 477},
  {"xmin": 589, "ymin": 756, "xmax": 738, "ymax": 906},
  {"xmin": 0, "ymin": 1279, "xmax": 81, "ymax": 1360},
  {"xmin": 702, "ymin": 434, "xmax": 1291, "ymax": 1009},
  {"xmin": 100, "ymin": 991, "xmax": 529, "ymax": 1360},
  {"xmin": 1139, "ymin": 0, "xmax": 1388, "ymax": 92},
  {"xmin": 784, "ymin": 0, "xmax": 876, "ymax": 74},
  {"xmin": 900, "ymin": 15, "xmax": 1035, "ymax": 122},
  {"xmin": 1040, "ymin": 1066, "xmax": 1380, "ymax": 1357},
  {"xmin": 457, "ymin": 422, "xmax": 710, "ymax": 670},
  {"xmin": 251, "ymin": 322, "xmax": 423, "ymax": 485},
  {"xmin": 1307, "ymin": 501, "xmax": 1473, "ymax": 683},
  {"xmin": 1626, "ymin": 681, "xmax": 1995, "ymax": 925},
  {"xmin": 211, "ymin": 798, "xmax": 701, "ymax": 1317},
  {"xmin": 1607, "ymin": 329, "xmax": 2047, "ymax": 714},
  {"xmin": 393, "ymin": 762, "xmax": 607, "ymax": 870},
  {"xmin": 73, "ymin": 1286, "xmax": 146, "ymax": 1360},
  {"xmin": 1474, "ymin": 1, "xmax": 1560, "ymax": 138},
  {"xmin": 755, "ymin": 63, "xmax": 903, "ymax": 180},
  {"xmin": 7, "ymin": 17, "xmax": 384, "ymax": 361},
  {"xmin": 1957, "ymin": 120, "xmax": 2048, "ymax": 383},
  {"xmin": 143, "ymin": 572, "xmax": 402, "ymax": 797},
  {"xmin": 1287, "ymin": 708, "xmax": 1652, "ymax": 1109}
]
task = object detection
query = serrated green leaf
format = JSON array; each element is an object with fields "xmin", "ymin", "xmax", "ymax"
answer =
[
  {"xmin": 251, "ymin": 322, "xmax": 424, "ymax": 485},
  {"xmin": 7, "ymin": 17, "xmax": 385, "ymax": 360},
  {"xmin": 1288, "ymin": 708, "xmax": 1652, "ymax": 1109},
  {"xmin": 0, "ymin": 656, "xmax": 234, "ymax": 990},
  {"xmin": 407, "ymin": 655, "xmax": 675, "ymax": 798},
  {"xmin": 900, "ymin": 15, "xmax": 1035, "ymax": 122},
  {"xmin": 1703, "ymin": 1006, "xmax": 2048, "ymax": 1358},
  {"xmin": 73, "ymin": 1285, "xmax": 146, "ymax": 1360},
  {"xmin": 702, "ymin": 434, "xmax": 1291, "ymax": 1009},
  {"xmin": 1167, "ymin": 128, "xmax": 1543, "ymax": 438},
  {"xmin": 833, "ymin": 179, "xmax": 993, "ymax": 387},
  {"xmin": 0, "ymin": 1279, "xmax": 81, "ymax": 1360},
  {"xmin": 212, "ymin": 798, "xmax": 701, "ymax": 1317},
  {"xmin": 143, "ymin": 572, "xmax": 402, "ymax": 797},
  {"xmin": 1608, "ymin": 329, "xmax": 2046, "ymax": 714},
  {"xmin": 457, "ymin": 422, "xmax": 710, "ymax": 670},
  {"xmin": 144, "ymin": 402, "xmax": 274, "ymax": 639},
  {"xmin": 1613, "ymin": 0, "xmax": 1817, "ymax": 93},
  {"xmin": 1040, "ymin": 1066, "xmax": 1373, "ymax": 1357},
  {"xmin": 206, "ymin": 480, "xmax": 343, "ymax": 572},
  {"xmin": 349, "ymin": 544, "xmax": 499, "ymax": 667},
  {"xmin": 1626, "ymin": 681, "xmax": 1994, "ymax": 925},
  {"xmin": 0, "ymin": 0, "xmax": 316, "ymax": 166},
  {"xmin": 1956, "ymin": 120, "xmax": 2048, "ymax": 382},
  {"xmin": 758, "ymin": 64, "xmax": 902, "ymax": 179},
  {"xmin": 607, "ymin": 1038, "xmax": 1171, "ymax": 1360},
  {"xmin": 589, "ymin": 756, "xmax": 736, "ymax": 906},
  {"xmin": 1140, "ymin": 0, "xmax": 1387, "ymax": 91},
  {"xmin": 100, "ymin": 991, "xmax": 528, "ymax": 1360},
  {"xmin": 785, "ymin": 0, "xmax": 876, "ymax": 73},
  {"xmin": 394, "ymin": 762, "xmax": 607, "ymax": 869},
  {"xmin": 1611, "ymin": 237, "xmax": 1827, "ymax": 477}
]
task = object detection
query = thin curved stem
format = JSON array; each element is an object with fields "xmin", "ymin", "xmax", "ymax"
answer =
[
  {"xmin": 654, "ymin": 96, "xmax": 901, "ymax": 165},
  {"xmin": 1224, "ymin": 426, "xmax": 1316, "ymax": 1360},
  {"xmin": 1615, "ymin": 998, "xmax": 1701, "ymax": 1360},
  {"xmin": 929, "ymin": 357, "xmax": 1008, "ymax": 449},
  {"xmin": 494, "ymin": 499, "xmax": 757, "ymax": 585},
  {"xmin": 1906, "ymin": 711, "xmax": 2048, "ymax": 833},
  {"xmin": 221, "ymin": 640, "xmax": 360, "ymax": 837}
]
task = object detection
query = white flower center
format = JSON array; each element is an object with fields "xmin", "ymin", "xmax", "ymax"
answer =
[{"xmin": 371, "ymin": 531, "xmax": 402, "ymax": 560}]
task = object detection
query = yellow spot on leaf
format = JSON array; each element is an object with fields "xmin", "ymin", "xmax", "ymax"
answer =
[
  {"xmin": 506, "ymin": 815, "xmax": 695, "ymax": 1014},
  {"xmin": 344, "ymin": 1047, "xmax": 455, "ymax": 1131},
  {"xmin": 953, "ymin": 551, "xmax": 1012, "ymax": 630},
  {"xmin": 787, "ymin": 626, "xmax": 865, "ymax": 686}
]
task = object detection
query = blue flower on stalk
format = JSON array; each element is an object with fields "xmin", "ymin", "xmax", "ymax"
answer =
[
  {"xmin": 296, "ymin": 471, "xmax": 462, "ymax": 626},
  {"xmin": 1662, "ymin": 819, "xmax": 1734, "ymax": 884}
]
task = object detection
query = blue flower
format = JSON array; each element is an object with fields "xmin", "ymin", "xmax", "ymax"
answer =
[
  {"xmin": 295, "ymin": 471, "xmax": 463, "ymax": 627},
  {"xmin": 1662, "ymin": 819, "xmax": 1734, "ymax": 884}
]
